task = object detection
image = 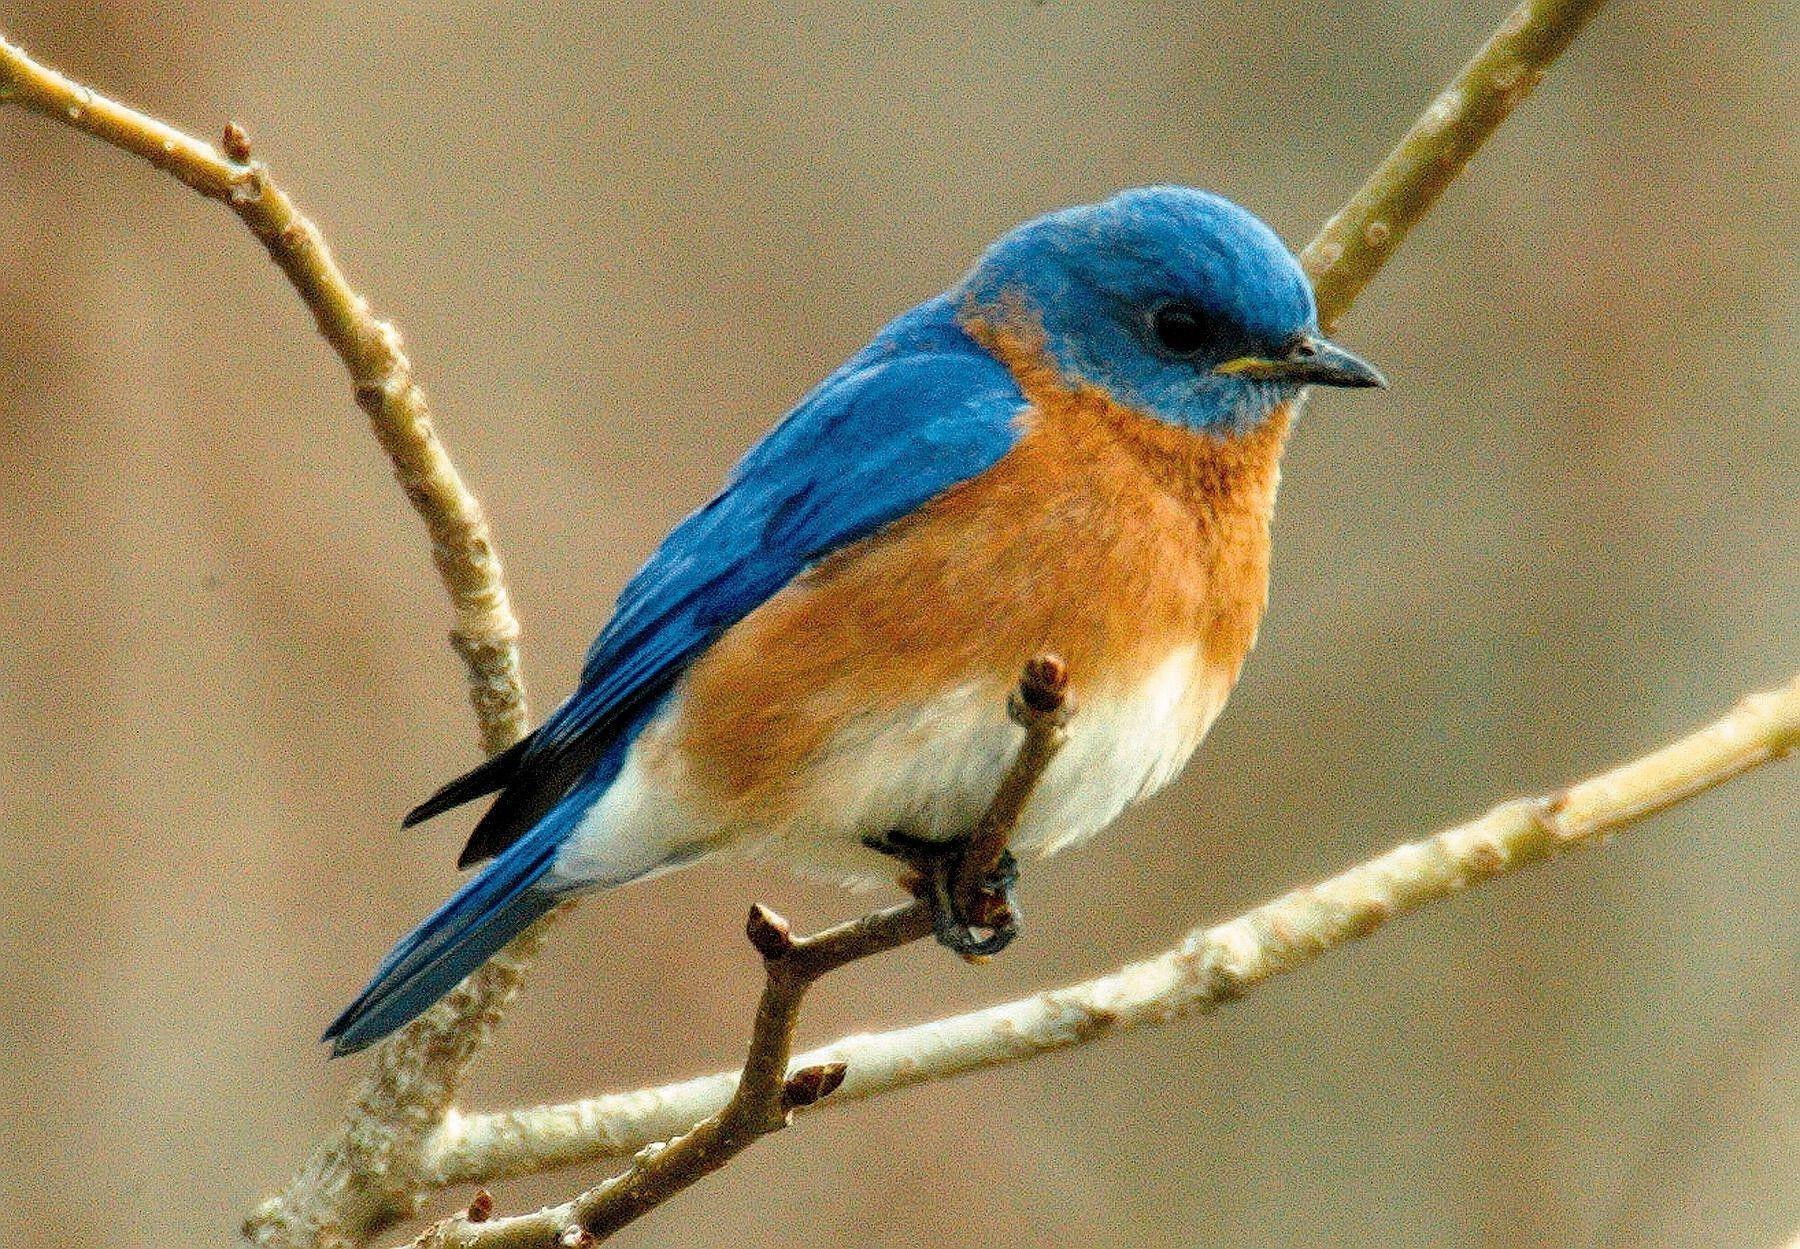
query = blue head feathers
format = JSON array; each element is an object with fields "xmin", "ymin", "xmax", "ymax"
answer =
[{"xmin": 957, "ymin": 186, "xmax": 1383, "ymax": 434}]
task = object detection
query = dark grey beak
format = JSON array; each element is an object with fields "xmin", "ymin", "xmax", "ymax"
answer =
[
  {"xmin": 1215, "ymin": 335, "xmax": 1387, "ymax": 389},
  {"xmin": 1285, "ymin": 334, "xmax": 1387, "ymax": 388}
]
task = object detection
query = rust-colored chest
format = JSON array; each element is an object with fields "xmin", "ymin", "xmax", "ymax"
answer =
[
  {"xmin": 667, "ymin": 355, "xmax": 1292, "ymax": 816},
  {"xmin": 803, "ymin": 377, "xmax": 1291, "ymax": 692}
]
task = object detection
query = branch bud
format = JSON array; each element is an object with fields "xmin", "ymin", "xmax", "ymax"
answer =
[
  {"xmin": 465, "ymin": 1189, "xmax": 493, "ymax": 1224},
  {"xmin": 781, "ymin": 1061, "xmax": 848, "ymax": 1109},
  {"xmin": 220, "ymin": 121, "xmax": 252, "ymax": 162},
  {"xmin": 745, "ymin": 904, "xmax": 795, "ymax": 960},
  {"xmin": 1017, "ymin": 652, "xmax": 1071, "ymax": 718}
]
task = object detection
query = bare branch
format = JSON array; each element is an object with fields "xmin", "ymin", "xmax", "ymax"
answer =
[
  {"xmin": 0, "ymin": 32, "xmax": 528, "ymax": 753},
  {"xmin": 421, "ymin": 675, "xmax": 1800, "ymax": 1189},
  {"xmin": 0, "ymin": 27, "xmax": 538, "ymax": 1247},
  {"xmin": 401, "ymin": 654, "xmax": 1079, "ymax": 1247},
  {"xmin": 1303, "ymin": 0, "xmax": 1610, "ymax": 328}
]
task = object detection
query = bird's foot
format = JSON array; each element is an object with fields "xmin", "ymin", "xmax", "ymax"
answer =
[{"xmin": 863, "ymin": 831, "xmax": 1021, "ymax": 962}]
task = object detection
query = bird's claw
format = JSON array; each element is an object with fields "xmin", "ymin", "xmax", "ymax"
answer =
[
  {"xmin": 864, "ymin": 831, "xmax": 1021, "ymax": 961},
  {"xmin": 928, "ymin": 848, "xmax": 1019, "ymax": 961}
]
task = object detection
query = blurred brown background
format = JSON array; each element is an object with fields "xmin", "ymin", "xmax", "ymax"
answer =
[{"xmin": 1, "ymin": 1, "xmax": 1794, "ymax": 1246}]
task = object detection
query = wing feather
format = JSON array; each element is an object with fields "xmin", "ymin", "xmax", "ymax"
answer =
[{"xmin": 432, "ymin": 296, "xmax": 1028, "ymax": 864}]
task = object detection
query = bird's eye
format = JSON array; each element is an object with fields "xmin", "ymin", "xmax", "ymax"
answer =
[{"xmin": 1149, "ymin": 303, "xmax": 1210, "ymax": 357}]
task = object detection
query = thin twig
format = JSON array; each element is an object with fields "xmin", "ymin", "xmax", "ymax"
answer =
[
  {"xmin": 0, "ymin": 28, "xmax": 536, "ymax": 1248},
  {"xmin": 1303, "ymin": 0, "xmax": 1610, "ymax": 328},
  {"xmin": 410, "ymin": 905, "xmax": 934, "ymax": 1249},
  {"xmin": 405, "ymin": 655, "xmax": 1078, "ymax": 1247},
  {"xmin": 952, "ymin": 653, "xmax": 1073, "ymax": 931},
  {"xmin": 419, "ymin": 674, "xmax": 1800, "ymax": 1189}
]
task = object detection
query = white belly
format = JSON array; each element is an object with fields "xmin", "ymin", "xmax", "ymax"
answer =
[{"xmin": 546, "ymin": 646, "xmax": 1235, "ymax": 892}]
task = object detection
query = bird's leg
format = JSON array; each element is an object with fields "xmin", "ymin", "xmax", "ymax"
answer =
[{"xmin": 863, "ymin": 830, "xmax": 1021, "ymax": 961}]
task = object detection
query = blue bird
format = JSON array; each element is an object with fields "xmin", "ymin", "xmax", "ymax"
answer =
[{"xmin": 325, "ymin": 186, "xmax": 1384, "ymax": 1055}]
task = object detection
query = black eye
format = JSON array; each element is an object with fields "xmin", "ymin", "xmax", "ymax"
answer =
[{"xmin": 1149, "ymin": 303, "xmax": 1210, "ymax": 357}]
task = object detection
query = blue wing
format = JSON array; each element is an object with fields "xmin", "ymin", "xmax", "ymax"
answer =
[
  {"xmin": 429, "ymin": 292, "xmax": 1029, "ymax": 867},
  {"xmin": 563, "ymin": 307, "xmax": 1024, "ymax": 742},
  {"xmin": 327, "ymin": 296, "xmax": 1027, "ymax": 1054}
]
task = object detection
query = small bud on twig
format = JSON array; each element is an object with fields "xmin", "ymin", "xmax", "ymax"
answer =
[
  {"xmin": 780, "ymin": 1061, "xmax": 848, "ymax": 1110},
  {"xmin": 220, "ymin": 121, "xmax": 251, "ymax": 162},
  {"xmin": 558, "ymin": 1226, "xmax": 595, "ymax": 1248},
  {"xmin": 465, "ymin": 1189, "xmax": 493, "ymax": 1224},
  {"xmin": 745, "ymin": 903, "xmax": 795, "ymax": 961},
  {"xmin": 1018, "ymin": 652, "xmax": 1069, "ymax": 716}
]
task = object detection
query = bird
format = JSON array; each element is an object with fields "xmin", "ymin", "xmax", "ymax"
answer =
[{"xmin": 324, "ymin": 185, "xmax": 1385, "ymax": 1055}]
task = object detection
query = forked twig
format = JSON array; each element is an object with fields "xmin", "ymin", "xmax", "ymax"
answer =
[
  {"xmin": 418, "ymin": 674, "xmax": 1800, "ymax": 1191},
  {"xmin": 0, "ymin": 1, "xmax": 1635, "ymax": 1243},
  {"xmin": 407, "ymin": 659, "xmax": 1074, "ymax": 1247}
]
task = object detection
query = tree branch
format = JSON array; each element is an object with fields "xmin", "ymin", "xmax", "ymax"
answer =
[
  {"xmin": 0, "ymin": 27, "xmax": 539, "ymax": 1248},
  {"xmin": 420, "ymin": 674, "xmax": 1799, "ymax": 1191},
  {"xmin": 1302, "ymin": 0, "xmax": 1609, "ymax": 328},
  {"xmin": 0, "ymin": 0, "xmax": 1631, "ymax": 1242},
  {"xmin": 0, "ymin": 32, "xmax": 529, "ymax": 754}
]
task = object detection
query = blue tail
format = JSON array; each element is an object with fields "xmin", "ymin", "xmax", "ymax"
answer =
[
  {"xmin": 328, "ymin": 697, "xmax": 672, "ymax": 1056},
  {"xmin": 322, "ymin": 824, "xmax": 568, "ymax": 1055}
]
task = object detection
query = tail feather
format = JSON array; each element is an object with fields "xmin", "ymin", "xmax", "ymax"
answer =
[
  {"xmin": 338, "ymin": 695, "xmax": 674, "ymax": 1055},
  {"xmin": 322, "ymin": 830, "xmax": 564, "ymax": 1056},
  {"xmin": 402, "ymin": 732, "xmax": 535, "ymax": 829},
  {"xmin": 454, "ymin": 741, "xmax": 609, "ymax": 869}
]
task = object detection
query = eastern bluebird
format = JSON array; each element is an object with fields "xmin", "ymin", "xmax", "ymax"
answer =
[{"xmin": 325, "ymin": 186, "xmax": 1384, "ymax": 1055}]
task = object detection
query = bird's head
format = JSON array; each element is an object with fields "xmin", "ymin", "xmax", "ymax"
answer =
[{"xmin": 957, "ymin": 186, "xmax": 1384, "ymax": 435}]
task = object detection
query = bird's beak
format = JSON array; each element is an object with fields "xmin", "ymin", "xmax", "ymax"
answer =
[{"xmin": 1215, "ymin": 335, "xmax": 1387, "ymax": 389}]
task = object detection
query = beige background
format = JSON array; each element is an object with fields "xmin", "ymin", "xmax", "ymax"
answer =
[{"xmin": 2, "ymin": 1, "xmax": 1795, "ymax": 1246}]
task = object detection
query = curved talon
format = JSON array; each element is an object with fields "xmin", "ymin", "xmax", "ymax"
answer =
[
  {"xmin": 936, "ymin": 906, "xmax": 1018, "ymax": 960},
  {"xmin": 864, "ymin": 833, "xmax": 1023, "ymax": 960},
  {"xmin": 928, "ymin": 847, "xmax": 1021, "ymax": 961}
]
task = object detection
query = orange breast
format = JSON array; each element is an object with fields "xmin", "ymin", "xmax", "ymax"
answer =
[{"xmin": 669, "ymin": 322, "xmax": 1293, "ymax": 824}]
